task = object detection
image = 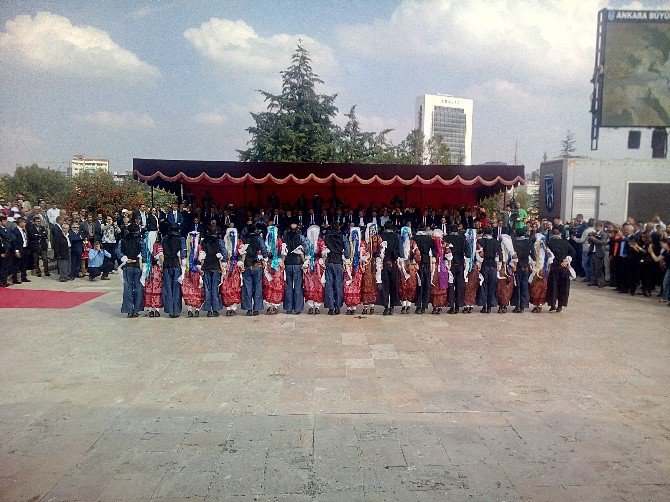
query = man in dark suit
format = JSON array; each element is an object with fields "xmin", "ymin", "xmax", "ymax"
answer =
[
  {"xmin": 27, "ymin": 215, "xmax": 49, "ymax": 277},
  {"xmin": 11, "ymin": 217, "xmax": 31, "ymax": 284},
  {"xmin": 92, "ymin": 212, "xmax": 104, "ymax": 243},
  {"xmin": 547, "ymin": 228, "xmax": 576, "ymax": 312},
  {"xmin": 0, "ymin": 215, "xmax": 13, "ymax": 287},
  {"xmin": 167, "ymin": 203, "xmax": 183, "ymax": 230},
  {"xmin": 132, "ymin": 204, "xmax": 148, "ymax": 231}
]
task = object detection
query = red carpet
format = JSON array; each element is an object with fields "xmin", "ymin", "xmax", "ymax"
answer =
[{"xmin": 0, "ymin": 288, "xmax": 106, "ymax": 309}]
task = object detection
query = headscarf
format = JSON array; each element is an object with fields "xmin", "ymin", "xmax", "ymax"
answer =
[
  {"xmin": 532, "ymin": 233, "xmax": 549, "ymax": 278},
  {"xmin": 266, "ymin": 225, "xmax": 280, "ymax": 271},
  {"xmin": 349, "ymin": 226, "xmax": 361, "ymax": 270},
  {"xmin": 400, "ymin": 226, "xmax": 412, "ymax": 260},
  {"xmin": 432, "ymin": 229, "xmax": 448, "ymax": 289},
  {"xmin": 465, "ymin": 228, "xmax": 477, "ymax": 274},
  {"xmin": 224, "ymin": 227, "xmax": 238, "ymax": 277},
  {"xmin": 306, "ymin": 224, "xmax": 320, "ymax": 271},
  {"xmin": 499, "ymin": 233, "xmax": 515, "ymax": 278},
  {"xmin": 186, "ymin": 231, "xmax": 200, "ymax": 273}
]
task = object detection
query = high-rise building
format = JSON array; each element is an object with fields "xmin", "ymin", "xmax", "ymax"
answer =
[
  {"xmin": 415, "ymin": 94, "xmax": 473, "ymax": 165},
  {"xmin": 69, "ymin": 155, "xmax": 109, "ymax": 178}
]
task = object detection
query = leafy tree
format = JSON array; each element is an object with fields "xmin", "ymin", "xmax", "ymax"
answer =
[
  {"xmin": 238, "ymin": 44, "xmax": 339, "ymax": 162},
  {"xmin": 560, "ymin": 129, "xmax": 576, "ymax": 158},
  {"xmin": 395, "ymin": 129, "xmax": 425, "ymax": 164},
  {"xmin": 65, "ymin": 171, "xmax": 145, "ymax": 215},
  {"xmin": 0, "ymin": 174, "xmax": 9, "ymax": 198},
  {"xmin": 426, "ymin": 134, "xmax": 452, "ymax": 164},
  {"xmin": 5, "ymin": 163, "xmax": 71, "ymax": 204}
]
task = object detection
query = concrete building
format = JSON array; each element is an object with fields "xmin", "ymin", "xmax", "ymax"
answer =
[
  {"xmin": 69, "ymin": 155, "xmax": 109, "ymax": 178},
  {"xmin": 539, "ymin": 157, "xmax": 670, "ymax": 224},
  {"xmin": 415, "ymin": 94, "xmax": 473, "ymax": 165},
  {"xmin": 112, "ymin": 171, "xmax": 132, "ymax": 184}
]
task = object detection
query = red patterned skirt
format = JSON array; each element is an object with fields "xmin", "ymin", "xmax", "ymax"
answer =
[
  {"xmin": 263, "ymin": 265, "xmax": 285, "ymax": 304},
  {"xmin": 343, "ymin": 266, "xmax": 363, "ymax": 307},
  {"xmin": 143, "ymin": 265, "xmax": 163, "ymax": 308},
  {"xmin": 430, "ymin": 278, "xmax": 448, "ymax": 308},
  {"xmin": 303, "ymin": 264, "xmax": 324, "ymax": 303},
  {"xmin": 398, "ymin": 262, "xmax": 418, "ymax": 302},
  {"xmin": 221, "ymin": 267, "xmax": 242, "ymax": 306},
  {"xmin": 529, "ymin": 273, "xmax": 548, "ymax": 306},
  {"xmin": 497, "ymin": 274, "xmax": 514, "ymax": 307},
  {"xmin": 182, "ymin": 270, "xmax": 204, "ymax": 308},
  {"xmin": 360, "ymin": 265, "xmax": 377, "ymax": 304},
  {"xmin": 464, "ymin": 269, "xmax": 479, "ymax": 306}
]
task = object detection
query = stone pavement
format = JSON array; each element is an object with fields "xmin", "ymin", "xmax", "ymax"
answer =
[{"xmin": 0, "ymin": 274, "xmax": 669, "ymax": 501}]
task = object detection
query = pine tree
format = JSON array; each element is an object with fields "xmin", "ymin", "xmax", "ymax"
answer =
[
  {"xmin": 560, "ymin": 130, "xmax": 576, "ymax": 158},
  {"xmin": 238, "ymin": 44, "xmax": 339, "ymax": 162}
]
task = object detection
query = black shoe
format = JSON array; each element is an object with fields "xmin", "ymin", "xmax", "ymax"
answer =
[
  {"xmin": 188, "ymin": 310, "xmax": 194, "ymax": 317},
  {"xmin": 35, "ymin": 272, "xmax": 42, "ymax": 277},
  {"xmin": 362, "ymin": 307, "xmax": 368, "ymax": 315},
  {"xmin": 382, "ymin": 307, "xmax": 389, "ymax": 316},
  {"xmin": 308, "ymin": 307, "xmax": 314, "ymax": 315},
  {"xmin": 133, "ymin": 313, "xmax": 140, "ymax": 317},
  {"xmin": 149, "ymin": 311, "xmax": 155, "ymax": 317},
  {"xmin": 22, "ymin": 278, "xmax": 31, "ymax": 283},
  {"xmin": 369, "ymin": 307, "xmax": 374, "ymax": 314},
  {"xmin": 246, "ymin": 310, "xmax": 253, "ymax": 316},
  {"xmin": 328, "ymin": 308, "xmax": 334, "ymax": 315},
  {"xmin": 58, "ymin": 278, "xmax": 67, "ymax": 283},
  {"xmin": 225, "ymin": 310, "xmax": 231, "ymax": 316},
  {"xmin": 213, "ymin": 310, "xmax": 219, "ymax": 317},
  {"xmin": 334, "ymin": 308, "xmax": 340, "ymax": 315},
  {"xmin": 285, "ymin": 310, "xmax": 293, "ymax": 315},
  {"xmin": 531, "ymin": 306, "xmax": 541, "ymax": 313},
  {"xmin": 127, "ymin": 313, "xmax": 133, "ymax": 318},
  {"xmin": 556, "ymin": 307, "xmax": 562, "ymax": 313},
  {"xmin": 44, "ymin": 272, "xmax": 51, "ymax": 277},
  {"xmin": 414, "ymin": 307, "xmax": 421, "ymax": 314},
  {"xmin": 294, "ymin": 311, "xmax": 301, "ymax": 315},
  {"xmin": 194, "ymin": 310, "xmax": 200, "ymax": 317},
  {"xmin": 252, "ymin": 311, "xmax": 259, "ymax": 316},
  {"xmin": 207, "ymin": 311, "xmax": 213, "ymax": 317},
  {"xmin": 480, "ymin": 307, "xmax": 487, "ymax": 313},
  {"xmin": 169, "ymin": 314, "xmax": 179, "ymax": 318},
  {"xmin": 314, "ymin": 307, "xmax": 320, "ymax": 314},
  {"xmin": 549, "ymin": 306, "xmax": 556, "ymax": 312}
]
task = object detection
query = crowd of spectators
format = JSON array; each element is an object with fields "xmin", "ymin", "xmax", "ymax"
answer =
[{"xmin": 1, "ymin": 191, "xmax": 668, "ymax": 307}]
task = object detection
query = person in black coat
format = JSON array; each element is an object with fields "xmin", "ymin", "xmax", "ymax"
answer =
[
  {"xmin": 477, "ymin": 227, "xmax": 502, "ymax": 313},
  {"xmin": 11, "ymin": 217, "xmax": 31, "ymax": 284},
  {"xmin": 53, "ymin": 222, "xmax": 72, "ymax": 282},
  {"xmin": 27, "ymin": 215, "xmax": 49, "ymax": 277},
  {"xmin": 511, "ymin": 227, "xmax": 534, "ymax": 313},
  {"xmin": 378, "ymin": 221, "xmax": 403, "ymax": 315},
  {"xmin": 546, "ymin": 228, "xmax": 576, "ymax": 312},
  {"xmin": 445, "ymin": 225, "xmax": 471, "ymax": 314},
  {"xmin": 0, "ymin": 215, "xmax": 14, "ymax": 287},
  {"xmin": 413, "ymin": 225, "xmax": 437, "ymax": 314},
  {"xmin": 68, "ymin": 222, "xmax": 84, "ymax": 279}
]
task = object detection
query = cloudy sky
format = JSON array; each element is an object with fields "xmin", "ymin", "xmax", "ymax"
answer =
[{"xmin": 0, "ymin": 0, "xmax": 667, "ymax": 176}]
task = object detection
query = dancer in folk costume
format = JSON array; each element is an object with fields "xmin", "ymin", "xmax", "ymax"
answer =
[
  {"xmin": 181, "ymin": 231, "xmax": 204, "ymax": 317},
  {"xmin": 119, "ymin": 223, "xmax": 144, "ymax": 318},
  {"xmin": 162, "ymin": 223, "xmax": 185, "ymax": 318},
  {"xmin": 221, "ymin": 227, "xmax": 244, "ymax": 316},
  {"xmin": 143, "ymin": 239, "xmax": 164, "ymax": 317},
  {"xmin": 397, "ymin": 226, "xmax": 420, "ymax": 314},
  {"xmin": 496, "ymin": 233, "xmax": 515, "ymax": 314},
  {"xmin": 282, "ymin": 221, "xmax": 307, "ymax": 314},
  {"xmin": 200, "ymin": 228, "xmax": 227, "ymax": 317},
  {"xmin": 343, "ymin": 226, "xmax": 364, "ymax": 315},
  {"xmin": 241, "ymin": 221, "xmax": 267, "ymax": 316},
  {"xmin": 529, "ymin": 232, "xmax": 553, "ymax": 313},
  {"xmin": 262, "ymin": 225, "xmax": 285, "ymax": 315},
  {"xmin": 303, "ymin": 225, "xmax": 327, "ymax": 315},
  {"xmin": 413, "ymin": 224, "xmax": 437, "ymax": 314},
  {"xmin": 463, "ymin": 229, "xmax": 480, "ymax": 314},
  {"xmin": 430, "ymin": 229, "xmax": 449, "ymax": 314},
  {"xmin": 477, "ymin": 227, "xmax": 501, "ymax": 313},
  {"xmin": 511, "ymin": 227, "xmax": 533, "ymax": 313},
  {"xmin": 361, "ymin": 223, "xmax": 381, "ymax": 315}
]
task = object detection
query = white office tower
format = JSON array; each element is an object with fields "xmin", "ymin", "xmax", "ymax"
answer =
[{"xmin": 415, "ymin": 94, "xmax": 473, "ymax": 165}]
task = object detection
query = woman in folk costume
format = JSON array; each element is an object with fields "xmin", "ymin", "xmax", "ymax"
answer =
[
  {"xmin": 397, "ymin": 226, "xmax": 420, "ymax": 314},
  {"xmin": 221, "ymin": 227, "xmax": 244, "ymax": 316},
  {"xmin": 463, "ymin": 229, "xmax": 480, "ymax": 314},
  {"xmin": 143, "ymin": 239, "xmax": 164, "ymax": 317},
  {"xmin": 161, "ymin": 223, "xmax": 185, "ymax": 318},
  {"xmin": 303, "ymin": 224, "xmax": 327, "ymax": 314},
  {"xmin": 262, "ymin": 225, "xmax": 285, "ymax": 315},
  {"xmin": 200, "ymin": 228, "xmax": 227, "ymax": 317},
  {"xmin": 496, "ymin": 233, "xmax": 516, "ymax": 314},
  {"xmin": 529, "ymin": 232, "xmax": 554, "ymax": 313},
  {"xmin": 343, "ymin": 226, "xmax": 364, "ymax": 315},
  {"xmin": 119, "ymin": 223, "xmax": 144, "ymax": 318},
  {"xmin": 361, "ymin": 222, "xmax": 381, "ymax": 315},
  {"xmin": 181, "ymin": 231, "xmax": 204, "ymax": 317},
  {"xmin": 430, "ymin": 229, "xmax": 449, "ymax": 314}
]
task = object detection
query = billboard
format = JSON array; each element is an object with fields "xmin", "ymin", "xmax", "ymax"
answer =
[{"xmin": 600, "ymin": 9, "xmax": 670, "ymax": 128}]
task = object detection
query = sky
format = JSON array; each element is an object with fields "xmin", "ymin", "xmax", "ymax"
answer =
[{"xmin": 1, "ymin": 0, "xmax": 669, "ymax": 177}]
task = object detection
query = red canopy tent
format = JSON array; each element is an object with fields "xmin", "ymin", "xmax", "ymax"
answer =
[{"xmin": 133, "ymin": 159, "xmax": 525, "ymax": 209}]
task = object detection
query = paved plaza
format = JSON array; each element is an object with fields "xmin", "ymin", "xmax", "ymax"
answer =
[{"xmin": 0, "ymin": 275, "xmax": 669, "ymax": 501}]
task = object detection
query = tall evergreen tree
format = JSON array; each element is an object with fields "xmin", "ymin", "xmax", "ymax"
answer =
[{"xmin": 238, "ymin": 44, "xmax": 339, "ymax": 162}]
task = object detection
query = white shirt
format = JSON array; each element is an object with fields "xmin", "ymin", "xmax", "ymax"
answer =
[
  {"xmin": 46, "ymin": 208, "xmax": 60, "ymax": 225},
  {"xmin": 18, "ymin": 227, "xmax": 28, "ymax": 247}
]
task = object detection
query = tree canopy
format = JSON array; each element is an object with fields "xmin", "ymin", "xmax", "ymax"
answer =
[{"xmin": 238, "ymin": 44, "xmax": 461, "ymax": 165}]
